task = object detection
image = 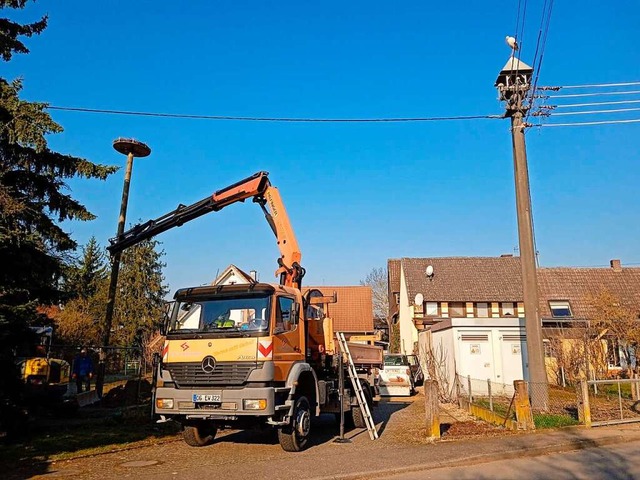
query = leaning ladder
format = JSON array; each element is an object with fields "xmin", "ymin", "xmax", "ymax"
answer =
[{"xmin": 336, "ymin": 332, "xmax": 379, "ymax": 440}]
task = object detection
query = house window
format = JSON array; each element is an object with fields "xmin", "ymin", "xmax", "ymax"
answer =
[
  {"xmin": 549, "ymin": 300, "xmax": 573, "ymax": 318},
  {"xmin": 426, "ymin": 302, "xmax": 438, "ymax": 316},
  {"xmin": 501, "ymin": 302, "xmax": 515, "ymax": 317},
  {"xmin": 476, "ymin": 302, "xmax": 489, "ymax": 318},
  {"xmin": 449, "ymin": 302, "xmax": 465, "ymax": 317}
]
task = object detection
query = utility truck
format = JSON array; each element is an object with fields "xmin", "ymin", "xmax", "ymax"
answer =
[{"xmin": 108, "ymin": 171, "xmax": 382, "ymax": 451}]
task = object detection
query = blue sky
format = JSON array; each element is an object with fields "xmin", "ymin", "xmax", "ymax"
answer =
[{"xmin": 5, "ymin": 1, "xmax": 640, "ymax": 294}]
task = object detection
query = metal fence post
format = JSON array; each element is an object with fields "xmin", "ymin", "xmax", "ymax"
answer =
[
  {"xmin": 618, "ymin": 380, "xmax": 624, "ymax": 421},
  {"xmin": 467, "ymin": 375, "xmax": 472, "ymax": 404}
]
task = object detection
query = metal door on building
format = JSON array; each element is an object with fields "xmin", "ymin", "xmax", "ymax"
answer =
[
  {"xmin": 459, "ymin": 331, "xmax": 494, "ymax": 388},
  {"xmin": 500, "ymin": 332, "xmax": 528, "ymax": 384}
]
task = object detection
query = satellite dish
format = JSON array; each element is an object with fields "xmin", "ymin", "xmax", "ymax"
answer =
[
  {"xmin": 426, "ymin": 265, "xmax": 434, "ymax": 277},
  {"xmin": 415, "ymin": 293, "xmax": 424, "ymax": 306}
]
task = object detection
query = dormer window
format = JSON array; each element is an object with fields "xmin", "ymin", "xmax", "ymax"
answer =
[{"xmin": 549, "ymin": 300, "xmax": 573, "ymax": 318}]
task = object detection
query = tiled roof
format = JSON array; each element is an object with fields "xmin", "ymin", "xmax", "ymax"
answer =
[
  {"xmin": 537, "ymin": 267, "xmax": 640, "ymax": 319},
  {"xmin": 395, "ymin": 256, "xmax": 640, "ymax": 320},
  {"xmin": 387, "ymin": 259, "xmax": 401, "ymax": 319},
  {"xmin": 304, "ymin": 286, "xmax": 373, "ymax": 332},
  {"xmin": 401, "ymin": 256, "xmax": 523, "ymax": 303}
]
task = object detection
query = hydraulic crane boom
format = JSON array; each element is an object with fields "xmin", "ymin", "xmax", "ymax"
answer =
[{"xmin": 107, "ymin": 171, "xmax": 305, "ymax": 288}]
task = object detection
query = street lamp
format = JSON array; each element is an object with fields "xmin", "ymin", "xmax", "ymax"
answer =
[{"xmin": 96, "ymin": 138, "xmax": 151, "ymax": 397}]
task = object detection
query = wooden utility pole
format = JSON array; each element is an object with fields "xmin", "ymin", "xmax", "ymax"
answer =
[
  {"xmin": 96, "ymin": 138, "xmax": 150, "ymax": 397},
  {"xmin": 496, "ymin": 56, "xmax": 549, "ymax": 410}
]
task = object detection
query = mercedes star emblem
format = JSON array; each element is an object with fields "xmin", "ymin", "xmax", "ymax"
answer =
[{"xmin": 201, "ymin": 355, "xmax": 216, "ymax": 374}]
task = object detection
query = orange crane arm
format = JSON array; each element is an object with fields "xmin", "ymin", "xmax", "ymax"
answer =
[{"xmin": 107, "ymin": 171, "xmax": 305, "ymax": 288}]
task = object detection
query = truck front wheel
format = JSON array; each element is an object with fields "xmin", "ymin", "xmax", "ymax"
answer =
[
  {"xmin": 182, "ymin": 422, "xmax": 217, "ymax": 447},
  {"xmin": 278, "ymin": 396, "xmax": 311, "ymax": 452}
]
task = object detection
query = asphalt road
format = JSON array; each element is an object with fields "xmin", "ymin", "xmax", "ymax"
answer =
[{"xmin": 380, "ymin": 439, "xmax": 640, "ymax": 480}]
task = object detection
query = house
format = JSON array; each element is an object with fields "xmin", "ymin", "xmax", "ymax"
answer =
[
  {"xmin": 303, "ymin": 285, "xmax": 374, "ymax": 335},
  {"xmin": 388, "ymin": 256, "xmax": 640, "ymax": 389},
  {"xmin": 538, "ymin": 260, "xmax": 640, "ymax": 382},
  {"xmin": 211, "ymin": 264, "xmax": 257, "ymax": 286},
  {"xmin": 210, "ymin": 267, "xmax": 375, "ymax": 335}
]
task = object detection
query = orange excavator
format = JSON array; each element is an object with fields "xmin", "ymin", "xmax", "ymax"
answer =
[{"xmin": 109, "ymin": 171, "xmax": 382, "ymax": 452}]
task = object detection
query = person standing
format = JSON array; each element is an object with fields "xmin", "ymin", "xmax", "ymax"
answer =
[{"xmin": 72, "ymin": 348, "xmax": 94, "ymax": 393}]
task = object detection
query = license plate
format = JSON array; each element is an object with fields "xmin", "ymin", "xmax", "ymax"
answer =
[{"xmin": 193, "ymin": 394, "xmax": 221, "ymax": 403}]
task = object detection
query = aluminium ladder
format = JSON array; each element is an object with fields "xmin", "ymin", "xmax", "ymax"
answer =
[{"xmin": 336, "ymin": 332, "xmax": 379, "ymax": 440}]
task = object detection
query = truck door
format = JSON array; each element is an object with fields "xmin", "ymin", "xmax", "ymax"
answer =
[{"xmin": 272, "ymin": 296, "xmax": 304, "ymax": 381}]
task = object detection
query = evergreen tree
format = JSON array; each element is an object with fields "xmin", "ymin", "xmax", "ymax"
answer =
[
  {"xmin": 0, "ymin": 1, "xmax": 116, "ymax": 432},
  {"xmin": 111, "ymin": 238, "xmax": 168, "ymax": 347},
  {"xmin": 66, "ymin": 236, "xmax": 108, "ymax": 300},
  {"xmin": 56, "ymin": 237, "xmax": 109, "ymax": 345}
]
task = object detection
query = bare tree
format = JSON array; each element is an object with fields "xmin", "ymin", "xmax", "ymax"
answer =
[
  {"xmin": 589, "ymin": 289, "xmax": 640, "ymax": 378},
  {"xmin": 360, "ymin": 266, "xmax": 389, "ymax": 321}
]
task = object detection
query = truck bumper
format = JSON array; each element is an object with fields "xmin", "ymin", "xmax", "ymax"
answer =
[{"xmin": 155, "ymin": 386, "xmax": 276, "ymax": 419}]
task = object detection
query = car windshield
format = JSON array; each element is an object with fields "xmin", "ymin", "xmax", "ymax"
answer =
[
  {"xmin": 384, "ymin": 355, "xmax": 407, "ymax": 367},
  {"xmin": 169, "ymin": 294, "xmax": 271, "ymax": 334}
]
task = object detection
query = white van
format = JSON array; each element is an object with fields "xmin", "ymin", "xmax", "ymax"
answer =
[{"xmin": 379, "ymin": 354, "xmax": 414, "ymax": 396}]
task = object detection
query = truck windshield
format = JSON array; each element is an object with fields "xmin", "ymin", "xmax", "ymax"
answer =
[{"xmin": 169, "ymin": 294, "xmax": 271, "ymax": 334}]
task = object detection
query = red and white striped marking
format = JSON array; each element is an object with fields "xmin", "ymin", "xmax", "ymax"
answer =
[
  {"xmin": 258, "ymin": 340, "xmax": 273, "ymax": 360},
  {"xmin": 162, "ymin": 342, "xmax": 169, "ymax": 362}
]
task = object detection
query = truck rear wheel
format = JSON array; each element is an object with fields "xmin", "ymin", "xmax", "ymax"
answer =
[
  {"xmin": 351, "ymin": 383, "xmax": 373, "ymax": 429},
  {"xmin": 278, "ymin": 396, "xmax": 311, "ymax": 452},
  {"xmin": 182, "ymin": 422, "xmax": 217, "ymax": 447}
]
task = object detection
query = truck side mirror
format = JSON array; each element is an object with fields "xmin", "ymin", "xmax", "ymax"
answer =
[{"xmin": 161, "ymin": 301, "xmax": 175, "ymax": 335}]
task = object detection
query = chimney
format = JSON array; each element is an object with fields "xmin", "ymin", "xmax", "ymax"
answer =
[
  {"xmin": 610, "ymin": 259, "xmax": 622, "ymax": 272},
  {"xmin": 250, "ymin": 270, "xmax": 258, "ymax": 281}
]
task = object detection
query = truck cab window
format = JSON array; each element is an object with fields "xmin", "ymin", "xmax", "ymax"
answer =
[{"xmin": 276, "ymin": 297, "xmax": 297, "ymax": 333}]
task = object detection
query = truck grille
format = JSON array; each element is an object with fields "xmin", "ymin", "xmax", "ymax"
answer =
[{"xmin": 166, "ymin": 362, "xmax": 255, "ymax": 388}]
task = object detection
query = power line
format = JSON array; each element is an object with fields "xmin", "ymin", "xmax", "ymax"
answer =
[
  {"xmin": 552, "ymin": 99, "xmax": 640, "ymax": 108},
  {"xmin": 538, "ymin": 81, "xmax": 640, "ymax": 90},
  {"xmin": 45, "ymin": 105, "xmax": 504, "ymax": 123},
  {"xmin": 540, "ymin": 107, "xmax": 640, "ymax": 117},
  {"xmin": 525, "ymin": 0, "xmax": 554, "ymax": 124},
  {"xmin": 528, "ymin": 118, "xmax": 640, "ymax": 127},
  {"xmin": 545, "ymin": 90, "xmax": 640, "ymax": 99}
]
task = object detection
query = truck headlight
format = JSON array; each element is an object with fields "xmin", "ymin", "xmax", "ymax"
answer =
[
  {"xmin": 156, "ymin": 398, "xmax": 174, "ymax": 409},
  {"xmin": 243, "ymin": 399, "xmax": 267, "ymax": 410}
]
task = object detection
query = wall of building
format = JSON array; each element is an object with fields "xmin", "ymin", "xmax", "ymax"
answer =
[
  {"xmin": 432, "ymin": 318, "xmax": 527, "ymax": 394},
  {"xmin": 399, "ymin": 266, "xmax": 418, "ymax": 355}
]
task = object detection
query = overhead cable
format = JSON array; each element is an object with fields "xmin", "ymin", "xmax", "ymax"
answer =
[
  {"xmin": 538, "ymin": 81, "xmax": 640, "ymax": 90},
  {"xmin": 546, "ymin": 90, "xmax": 640, "ymax": 99},
  {"xmin": 540, "ymin": 107, "xmax": 640, "ymax": 117},
  {"xmin": 45, "ymin": 106, "xmax": 504, "ymax": 123},
  {"xmin": 528, "ymin": 118, "xmax": 640, "ymax": 127},
  {"xmin": 552, "ymin": 99, "xmax": 640, "ymax": 108}
]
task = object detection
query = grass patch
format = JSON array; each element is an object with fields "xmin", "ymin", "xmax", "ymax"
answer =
[
  {"xmin": 533, "ymin": 413, "xmax": 579, "ymax": 429},
  {"xmin": 474, "ymin": 399, "xmax": 514, "ymax": 419},
  {"xmin": 1, "ymin": 404, "xmax": 181, "ymax": 467}
]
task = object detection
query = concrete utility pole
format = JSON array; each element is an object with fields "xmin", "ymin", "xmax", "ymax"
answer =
[
  {"xmin": 96, "ymin": 138, "xmax": 151, "ymax": 397},
  {"xmin": 495, "ymin": 57, "xmax": 549, "ymax": 410}
]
